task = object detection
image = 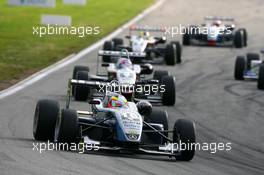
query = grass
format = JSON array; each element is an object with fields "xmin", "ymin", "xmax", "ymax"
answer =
[{"xmin": 0, "ymin": 0, "xmax": 153, "ymax": 89}]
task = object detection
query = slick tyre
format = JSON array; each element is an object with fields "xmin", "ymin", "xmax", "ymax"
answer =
[
  {"xmin": 102, "ymin": 41, "xmax": 114, "ymax": 62},
  {"xmin": 33, "ymin": 99, "xmax": 60, "ymax": 141},
  {"xmin": 234, "ymin": 56, "xmax": 246, "ymax": 80},
  {"xmin": 153, "ymin": 70, "xmax": 169, "ymax": 82},
  {"xmin": 74, "ymin": 71, "xmax": 90, "ymax": 101},
  {"xmin": 165, "ymin": 44, "xmax": 177, "ymax": 65},
  {"xmin": 173, "ymin": 119, "xmax": 196, "ymax": 161},
  {"xmin": 161, "ymin": 75, "xmax": 176, "ymax": 106},
  {"xmin": 55, "ymin": 109, "xmax": 78, "ymax": 144},
  {"xmin": 257, "ymin": 64, "xmax": 264, "ymax": 90},
  {"xmin": 145, "ymin": 109, "xmax": 169, "ymax": 144},
  {"xmin": 72, "ymin": 66, "xmax": 89, "ymax": 95}
]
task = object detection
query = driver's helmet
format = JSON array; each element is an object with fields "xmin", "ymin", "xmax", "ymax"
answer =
[
  {"xmin": 116, "ymin": 58, "xmax": 132, "ymax": 69},
  {"xmin": 106, "ymin": 93, "xmax": 128, "ymax": 108},
  {"xmin": 212, "ymin": 20, "xmax": 222, "ymax": 27},
  {"xmin": 140, "ymin": 31, "xmax": 150, "ymax": 38}
]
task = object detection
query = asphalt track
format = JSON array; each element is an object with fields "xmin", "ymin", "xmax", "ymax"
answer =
[{"xmin": 0, "ymin": 0, "xmax": 264, "ymax": 174}]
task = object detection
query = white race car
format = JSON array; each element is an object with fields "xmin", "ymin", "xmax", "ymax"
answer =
[
  {"xmin": 103, "ymin": 26, "xmax": 182, "ymax": 65},
  {"xmin": 183, "ymin": 16, "xmax": 247, "ymax": 48},
  {"xmin": 33, "ymin": 92, "xmax": 196, "ymax": 161},
  {"xmin": 71, "ymin": 50, "xmax": 176, "ymax": 106}
]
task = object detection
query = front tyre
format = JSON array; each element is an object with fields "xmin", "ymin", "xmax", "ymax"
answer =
[
  {"xmin": 102, "ymin": 41, "xmax": 114, "ymax": 62},
  {"xmin": 234, "ymin": 56, "xmax": 246, "ymax": 80},
  {"xmin": 257, "ymin": 64, "xmax": 264, "ymax": 90},
  {"xmin": 161, "ymin": 75, "xmax": 176, "ymax": 106},
  {"xmin": 171, "ymin": 41, "xmax": 182, "ymax": 63},
  {"xmin": 74, "ymin": 71, "xmax": 90, "ymax": 101},
  {"xmin": 173, "ymin": 119, "xmax": 196, "ymax": 161},
  {"xmin": 164, "ymin": 44, "xmax": 177, "ymax": 65},
  {"xmin": 55, "ymin": 109, "xmax": 79, "ymax": 143},
  {"xmin": 33, "ymin": 99, "xmax": 60, "ymax": 141}
]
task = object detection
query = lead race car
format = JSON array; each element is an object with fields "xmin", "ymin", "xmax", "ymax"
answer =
[
  {"xmin": 33, "ymin": 92, "xmax": 196, "ymax": 161},
  {"xmin": 182, "ymin": 16, "xmax": 247, "ymax": 48},
  {"xmin": 102, "ymin": 25, "xmax": 182, "ymax": 65},
  {"xmin": 234, "ymin": 49, "xmax": 264, "ymax": 90},
  {"xmin": 71, "ymin": 50, "xmax": 176, "ymax": 106}
]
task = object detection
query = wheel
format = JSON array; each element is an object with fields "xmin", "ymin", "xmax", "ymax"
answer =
[
  {"xmin": 112, "ymin": 38, "xmax": 124, "ymax": 48},
  {"xmin": 144, "ymin": 109, "xmax": 169, "ymax": 144},
  {"xmin": 153, "ymin": 70, "xmax": 169, "ymax": 82},
  {"xmin": 171, "ymin": 41, "xmax": 182, "ymax": 63},
  {"xmin": 240, "ymin": 28, "xmax": 247, "ymax": 47},
  {"xmin": 234, "ymin": 56, "xmax": 246, "ymax": 80},
  {"xmin": 182, "ymin": 28, "xmax": 190, "ymax": 45},
  {"xmin": 173, "ymin": 119, "xmax": 196, "ymax": 161},
  {"xmin": 74, "ymin": 71, "xmax": 90, "ymax": 101},
  {"xmin": 234, "ymin": 30, "xmax": 244, "ymax": 48},
  {"xmin": 33, "ymin": 99, "xmax": 60, "ymax": 141},
  {"xmin": 164, "ymin": 44, "xmax": 176, "ymax": 65},
  {"xmin": 246, "ymin": 53, "xmax": 260, "ymax": 70},
  {"xmin": 55, "ymin": 109, "xmax": 78, "ymax": 143},
  {"xmin": 102, "ymin": 41, "xmax": 114, "ymax": 62},
  {"xmin": 161, "ymin": 75, "xmax": 176, "ymax": 106},
  {"xmin": 257, "ymin": 64, "xmax": 264, "ymax": 90},
  {"xmin": 72, "ymin": 65, "xmax": 89, "ymax": 95}
]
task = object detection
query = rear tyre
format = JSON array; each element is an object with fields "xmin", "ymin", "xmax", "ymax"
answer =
[
  {"xmin": 102, "ymin": 41, "xmax": 114, "ymax": 62},
  {"xmin": 72, "ymin": 66, "xmax": 89, "ymax": 95},
  {"xmin": 257, "ymin": 64, "xmax": 264, "ymax": 90},
  {"xmin": 182, "ymin": 28, "xmax": 190, "ymax": 45},
  {"xmin": 153, "ymin": 70, "xmax": 169, "ymax": 82},
  {"xmin": 171, "ymin": 41, "xmax": 182, "ymax": 63},
  {"xmin": 234, "ymin": 56, "xmax": 246, "ymax": 80},
  {"xmin": 240, "ymin": 28, "xmax": 247, "ymax": 47},
  {"xmin": 234, "ymin": 30, "xmax": 244, "ymax": 48},
  {"xmin": 55, "ymin": 109, "xmax": 78, "ymax": 143},
  {"xmin": 74, "ymin": 71, "xmax": 90, "ymax": 101},
  {"xmin": 164, "ymin": 44, "xmax": 176, "ymax": 65},
  {"xmin": 33, "ymin": 99, "xmax": 60, "ymax": 141},
  {"xmin": 145, "ymin": 109, "xmax": 169, "ymax": 144},
  {"xmin": 161, "ymin": 75, "xmax": 176, "ymax": 106},
  {"xmin": 173, "ymin": 119, "xmax": 196, "ymax": 161},
  {"xmin": 112, "ymin": 38, "xmax": 124, "ymax": 48},
  {"xmin": 246, "ymin": 53, "xmax": 260, "ymax": 70}
]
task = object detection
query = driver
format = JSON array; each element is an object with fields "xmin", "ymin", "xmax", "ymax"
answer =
[
  {"xmin": 212, "ymin": 20, "xmax": 222, "ymax": 27},
  {"xmin": 105, "ymin": 93, "xmax": 128, "ymax": 108},
  {"xmin": 116, "ymin": 58, "xmax": 132, "ymax": 69}
]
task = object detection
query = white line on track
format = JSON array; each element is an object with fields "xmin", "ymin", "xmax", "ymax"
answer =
[{"xmin": 0, "ymin": 0, "xmax": 165, "ymax": 100}]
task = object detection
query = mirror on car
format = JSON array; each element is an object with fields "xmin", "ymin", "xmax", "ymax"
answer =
[
  {"xmin": 89, "ymin": 99, "xmax": 101, "ymax": 105},
  {"xmin": 140, "ymin": 64, "xmax": 153, "ymax": 75},
  {"xmin": 125, "ymin": 35, "xmax": 131, "ymax": 39},
  {"xmin": 102, "ymin": 63, "xmax": 109, "ymax": 67},
  {"xmin": 261, "ymin": 49, "xmax": 264, "ymax": 54}
]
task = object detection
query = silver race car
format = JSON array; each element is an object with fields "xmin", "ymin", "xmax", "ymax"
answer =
[
  {"xmin": 234, "ymin": 49, "xmax": 264, "ymax": 89},
  {"xmin": 183, "ymin": 16, "xmax": 247, "ymax": 48},
  {"xmin": 71, "ymin": 50, "xmax": 176, "ymax": 106},
  {"xmin": 33, "ymin": 92, "xmax": 196, "ymax": 161},
  {"xmin": 103, "ymin": 26, "xmax": 181, "ymax": 65}
]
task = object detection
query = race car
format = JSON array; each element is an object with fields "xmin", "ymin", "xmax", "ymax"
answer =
[
  {"xmin": 182, "ymin": 16, "xmax": 247, "ymax": 48},
  {"xmin": 234, "ymin": 50, "xmax": 264, "ymax": 89},
  {"xmin": 33, "ymin": 92, "xmax": 196, "ymax": 161},
  {"xmin": 102, "ymin": 26, "xmax": 182, "ymax": 65},
  {"xmin": 71, "ymin": 50, "xmax": 176, "ymax": 106}
]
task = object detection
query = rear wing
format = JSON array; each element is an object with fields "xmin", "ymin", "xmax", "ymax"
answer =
[
  {"xmin": 204, "ymin": 16, "xmax": 234, "ymax": 22},
  {"xmin": 98, "ymin": 50, "xmax": 146, "ymax": 58},
  {"xmin": 129, "ymin": 25, "xmax": 165, "ymax": 33}
]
